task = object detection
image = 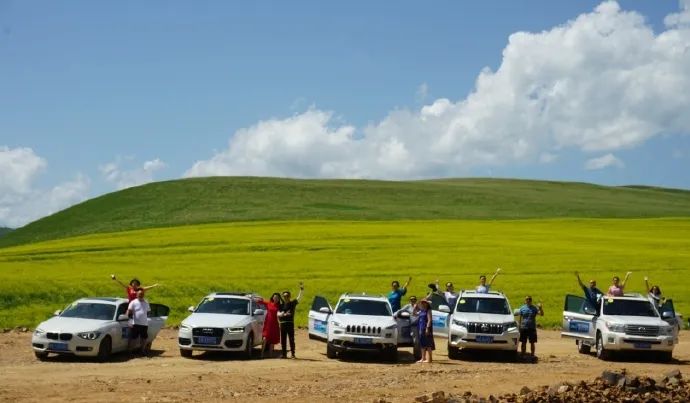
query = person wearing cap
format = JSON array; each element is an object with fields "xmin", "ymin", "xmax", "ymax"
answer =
[
  {"xmin": 388, "ymin": 277, "xmax": 411, "ymax": 313},
  {"xmin": 278, "ymin": 282, "xmax": 303, "ymax": 359},
  {"xmin": 413, "ymin": 299, "xmax": 435, "ymax": 363},
  {"xmin": 575, "ymin": 271, "xmax": 602, "ymax": 307},
  {"xmin": 516, "ymin": 295, "xmax": 543, "ymax": 357},
  {"xmin": 476, "ymin": 268, "xmax": 501, "ymax": 293}
]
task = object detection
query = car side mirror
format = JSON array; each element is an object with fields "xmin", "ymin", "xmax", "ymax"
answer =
[
  {"xmin": 438, "ymin": 305, "xmax": 450, "ymax": 313},
  {"xmin": 662, "ymin": 311, "xmax": 674, "ymax": 319},
  {"xmin": 398, "ymin": 311, "xmax": 411, "ymax": 319},
  {"xmin": 53, "ymin": 310, "xmax": 61, "ymax": 316},
  {"xmin": 253, "ymin": 309, "xmax": 265, "ymax": 316},
  {"xmin": 319, "ymin": 307, "xmax": 331, "ymax": 314},
  {"xmin": 513, "ymin": 309, "xmax": 520, "ymax": 316},
  {"xmin": 117, "ymin": 314, "xmax": 129, "ymax": 321},
  {"xmin": 188, "ymin": 306, "xmax": 195, "ymax": 312}
]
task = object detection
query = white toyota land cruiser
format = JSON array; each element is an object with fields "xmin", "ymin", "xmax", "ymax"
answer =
[
  {"xmin": 562, "ymin": 293, "xmax": 678, "ymax": 361},
  {"xmin": 307, "ymin": 293, "xmax": 411, "ymax": 361},
  {"xmin": 447, "ymin": 290, "xmax": 519, "ymax": 359},
  {"xmin": 178, "ymin": 292, "xmax": 266, "ymax": 359}
]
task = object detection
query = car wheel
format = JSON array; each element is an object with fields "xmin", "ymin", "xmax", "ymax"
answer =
[
  {"xmin": 383, "ymin": 346, "xmax": 398, "ymax": 362},
  {"xmin": 447, "ymin": 344, "xmax": 461, "ymax": 360},
  {"xmin": 658, "ymin": 351, "xmax": 673, "ymax": 363},
  {"xmin": 180, "ymin": 348, "xmax": 193, "ymax": 358},
  {"xmin": 97, "ymin": 336, "xmax": 112, "ymax": 362},
  {"xmin": 243, "ymin": 333, "xmax": 254, "ymax": 360},
  {"xmin": 577, "ymin": 340, "xmax": 591, "ymax": 354},
  {"xmin": 413, "ymin": 344, "xmax": 422, "ymax": 361},
  {"xmin": 34, "ymin": 351, "xmax": 49, "ymax": 361},
  {"xmin": 326, "ymin": 342, "xmax": 337, "ymax": 359},
  {"xmin": 595, "ymin": 332, "xmax": 610, "ymax": 361}
]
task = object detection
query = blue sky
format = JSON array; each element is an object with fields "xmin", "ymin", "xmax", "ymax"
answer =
[{"xmin": 1, "ymin": 1, "xmax": 689, "ymax": 226}]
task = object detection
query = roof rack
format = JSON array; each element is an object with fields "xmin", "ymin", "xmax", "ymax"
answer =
[
  {"xmin": 343, "ymin": 292, "xmax": 386, "ymax": 298},
  {"xmin": 214, "ymin": 292, "xmax": 255, "ymax": 297},
  {"xmin": 460, "ymin": 290, "xmax": 503, "ymax": 295}
]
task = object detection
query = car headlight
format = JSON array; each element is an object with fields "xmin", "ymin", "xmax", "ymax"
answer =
[
  {"xmin": 504, "ymin": 321, "xmax": 518, "ymax": 331},
  {"xmin": 34, "ymin": 328, "xmax": 45, "ymax": 336},
  {"xmin": 453, "ymin": 319, "xmax": 468, "ymax": 328},
  {"xmin": 77, "ymin": 331, "xmax": 102, "ymax": 340},
  {"xmin": 660, "ymin": 325, "xmax": 674, "ymax": 335},
  {"xmin": 385, "ymin": 324, "xmax": 398, "ymax": 330},
  {"xmin": 330, "ymin": 321, "xmax": 343, "ymax": 328},
  {"xmin": 179, "ymin": 324, "xmax": 192, "ymax": 331},
  {"xmin": 605, "ymin": 321, "xmax": 625, "ymax": 332},
  {"xmin": 226, "ymin": 327, "xmax": 245, "ymax": 333}
]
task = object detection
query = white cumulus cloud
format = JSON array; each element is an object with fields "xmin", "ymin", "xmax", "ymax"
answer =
[
  {"xmin": 0, "ymin": 146, "xmax": 90, "ymax": 227},
  {"xmin": 185, "ymin": 1, "xmax": 690, "ymax": 179},
  {"xmin": 585, "ymin": 153, "xmax": 625, "ymax": 170},
  {"xmin": 100, "ymin": 157, "xmax": 167, "ymax": 190}
]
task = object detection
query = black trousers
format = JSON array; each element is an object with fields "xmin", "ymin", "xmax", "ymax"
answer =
[{"xmin": 280, "ymin": 321, "xmax": 295, "ymax": 356}]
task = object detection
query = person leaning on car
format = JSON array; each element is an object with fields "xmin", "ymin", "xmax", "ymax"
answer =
[{"xmin": 127, "ymin": 289, "xmax": 150, "ymax": 355}]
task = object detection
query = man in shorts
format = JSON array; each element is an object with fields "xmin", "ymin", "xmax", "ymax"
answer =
[
  {"xmin": 517, "ymin": 295, "xmax": 543, "ymax": 357},
  {"xmin": 127, "ymin": 289, "xmax": 151, "ymax": 355}
]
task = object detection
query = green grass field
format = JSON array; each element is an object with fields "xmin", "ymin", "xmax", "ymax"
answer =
[
  {"xmin": 1, "ymin": 218, "xmax": 688, "ymax": 329},
  {"xmin": 3, "ymin": 177, "xmax": 689, "ymax": 248}
]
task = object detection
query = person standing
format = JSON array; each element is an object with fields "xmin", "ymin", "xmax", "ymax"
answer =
[
  {"xmin": 517, "ymin": 296, "xmax": 543, "ymax": 357},
  {"xmin": 644, "ymin": 276, "xmax": 664, "ymax": 307},
  {"xmin": 111, "ymin": 274, "xmax": 159, "ymax": 302},
  {"xmin": 126, "ymin": 289, "xmax": 151, "ymax": 355},
  {"xmin": 278, "ymin": 282, "xmax": 303, "ymax": 359},
  {"xmin": 388, "ymin": 277, "xmax": 411, "ymax": 313},
  {"xmin": 257, "ymin": 293, "xmax": 282, "ymax": 358},
  {"xmin": 414, "ymin": 299, "xmax": 435, "ymax": 363},
  {"xmin": 435, "ymin": 280, "xmax": 459, "ymax": 309},
  {"xmin": 575, "ymin": 271, "xmax": 602, "ymax": 307},
  {"xmin": 607, "ymin": 272, "xmax": 632, "ymax": 296},
  {"xmin": 476, "ymin": 268, "xmax": 501, "ymax": 293}
]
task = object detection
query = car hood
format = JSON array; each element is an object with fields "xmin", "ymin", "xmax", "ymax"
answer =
[
  {"xmin": 332, "ymin": 314, "xmax": 396, "ymax": 327},
  {"xmin": 182, "ymin": 313, "xmax": 252, "ymax": 328},
  {"xmin": 604, "ymin": 316, "xmax": 667, "ymax": 326},
  {"xmin": 36, "ymin": 317, "xmax": 112, "ymax": 333},
  {"xmin": 452, "ymin": 312, "xmax": 514, "ymax": 323}
]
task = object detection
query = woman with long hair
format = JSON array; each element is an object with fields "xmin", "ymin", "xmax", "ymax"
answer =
[{"xmin": 257, "ymin": 292, "xmax": 282, "ymax": 358}]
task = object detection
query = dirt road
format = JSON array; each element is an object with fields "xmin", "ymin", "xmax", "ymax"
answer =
[{"xmin": 1, "ymin": 329, "xmax": 687, "ymax": 402}]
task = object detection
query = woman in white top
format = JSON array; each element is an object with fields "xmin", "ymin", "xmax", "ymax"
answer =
[{"xmin": 476, "ymin": 268, "xmax": 501, "ymax": 293}]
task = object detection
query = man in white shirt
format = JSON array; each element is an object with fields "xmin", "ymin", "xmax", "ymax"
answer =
[{"xmin": 127, "ymin": 290, "xmax": 151, "ymax": 355}]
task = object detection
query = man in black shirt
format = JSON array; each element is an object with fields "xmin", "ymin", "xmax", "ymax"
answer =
[{"xmin": 278, "ymin": 282, "xmax": 303, "ymax": 358}]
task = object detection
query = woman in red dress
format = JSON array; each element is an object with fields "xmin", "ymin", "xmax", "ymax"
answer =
[{"xmin": 257, "ymin": 293, "xmax": 282, "ymax": 358}]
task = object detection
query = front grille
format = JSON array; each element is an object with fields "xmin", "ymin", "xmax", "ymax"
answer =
[
  {"xmin": 47, "ymin": 332, "xmax": 72, "ymax": 341},
  {"xmin": 624, "ymin": 325, "xmax": 659, "ymax": 337},
  {"xmin": 466, "ymin": 322, "xmax": 504, "ymax": 335},
  {"xmin": 192, "ymin": 328, "xmax": 224, "ymax": 337},
  {"xmin": 345, "ymin": 325, "xmax": 382, "ymax": 336}
]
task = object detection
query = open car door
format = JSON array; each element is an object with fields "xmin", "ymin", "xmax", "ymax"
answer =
[
  {"xmin": 147, "ymin": 303, "xmax": 170, "ymax": 342},
  {"xmin": 308, "ymin": 296, "xmax": 331, "ymax": 341},
  {"xmin": 561, "ymin": 295, "xmax": 596, "ymax": 341},
  {"xmin": 660, "ymin": 299, "xmax": 680, "ymax": 339},
  {"xmin": 428, "ymin": 293, "xmax": 450, "ymax": 338},
  {"xmin": 394, "ymin": 305, "xmax": 414, "ymax": 346}
]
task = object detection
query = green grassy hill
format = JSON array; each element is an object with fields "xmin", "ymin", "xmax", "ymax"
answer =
[
  {"xmin": 1, "ymin": 176, "xmax": 689, "ymax": 248},
  {"xmin": 0, "ymin": 228, "xmax": 12, "ymax": 237}
]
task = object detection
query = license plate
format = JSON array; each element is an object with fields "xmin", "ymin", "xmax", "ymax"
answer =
[
  {"xmin": 634, "ymin": 342, "xmax": 651, "ymax": 349},
  {"xmin": 48, "ymin": 342, "xmax": 69, "ymax": 351},
  {"xmin": 353, "ymin": 337, "xmax": 372, "ymax": 344},
  {"xmin": 476, "ymin": 336, "xmax": 494, "ymax": 344},
  {"xmin": 197, "ymin": 336, "xmax": 217, "ymax": 345}
]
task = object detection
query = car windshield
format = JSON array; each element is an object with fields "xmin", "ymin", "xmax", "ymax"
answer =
[
  {"xmin": 195, "ymin": 298, "xmax": 249, "ymax": 315},
  {"xmin": 61, "ymin": 302, "xmax": 116, "ymax": 320},
  {"xmin": 603, "ymin": 299, "xmax": 658, "ymax": 317},
  {"xmin": 336, "ymin": 299, "xmax": 392, "ymax": 316},
  {"xmin": 455, "ymin": 297, "xmax": 511, "ymax": 314}
]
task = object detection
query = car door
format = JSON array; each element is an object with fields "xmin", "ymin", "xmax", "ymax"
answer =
[
  {"xmin": 114, "ymin": 302, "xmax": 130, "ymax": 352},
  {"xmin": 561, "ymin": 294, "xmax": 596, "ymax": 341},
  {"xmin": 659, "ymin": 299, "xmax": 679, "ymax": 338},
  {"xmin": 146, "ymin": 303, "xmax": 170, "ymax": 343},
  {"xmin": 308, "ymin": 296, "xmax": 331, "ymax": 341},
  {"xmin": 395, "ymin": 305, "xmax": 414, "ymax": 346},
  {"xmin": 428, "ymin": 293, "xmax": 450, "ymax": 338},
  {"xmin": 250, "ymin": 298, "xmax": 266, "ymax": 346}
]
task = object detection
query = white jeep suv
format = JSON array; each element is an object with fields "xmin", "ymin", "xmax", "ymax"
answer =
[
  {"xmin": 178, "ymin": 292, "xmax": 266, "ymax": 359},
  {"xmin": 307, "ymin": 293, "xmax": 409, "ymax": 361},
  {"xmin": 447, "ymin": 290, "xmax": 519, "ymax": 359},
  {"xmin": 562, "ymin": 293, "xmax": 677, "ymax": 361}
]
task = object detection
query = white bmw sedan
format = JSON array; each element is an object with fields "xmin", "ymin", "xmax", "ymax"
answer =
[{"xmin": 31, "ymin": 297, "xmax": 169, "ymax": 361}]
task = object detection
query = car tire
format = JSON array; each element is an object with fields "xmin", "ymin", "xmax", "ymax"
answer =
[
  {"xmin": 180, "ymin": 348, "xmax": 193, "ymax": 358},
  {"xmin": 97, "ymin": 336, "xmax": 112, "ymax": 362},
  {"xmin": 595, "ymin": 332, "xmax": 610, "ymax": 361},
  {"xmin": 658, "ymin": 351, "xmax": 673, "ymax": 363},
  {"xmin": 326, "ymin": 342, "xmax": 337, "ymax": 359},
  {"xmin": 577, "ymin": 340, "xmax": 591, "ymax": 354},
  {"xmin": 383, "ymin": 346, "xmax": 398, "ymax": 362},
  {"xmin": 34, "ymin": 351, "xmax": 49, "ymax": 361},
  {"xmin": 243, "ymin": 333, "xmax": 254, "ymax": 360},
  {"xmin": 447, "ymin": 344, "xmax": 461, "ymax": 360},
  {"xmin": 413, "ymin": 344, "xmax": 422, "ymax": 361}
]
